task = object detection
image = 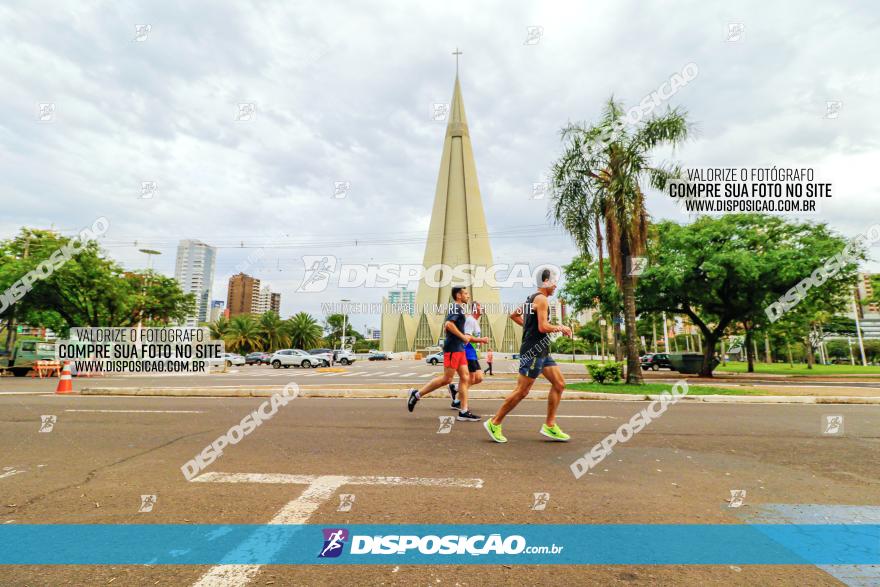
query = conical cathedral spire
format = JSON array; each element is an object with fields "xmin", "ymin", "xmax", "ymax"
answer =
[{"xmin": 381, "ymin": 69, "xmax": 521, "ymax": 353}]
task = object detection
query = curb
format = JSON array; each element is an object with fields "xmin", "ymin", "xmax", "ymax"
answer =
[{"xmin": 77, "ymin": 386, "xmax": 880, "ymax": 404}]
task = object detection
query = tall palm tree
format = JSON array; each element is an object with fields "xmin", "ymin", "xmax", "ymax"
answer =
[
  {"xmin": 286, "ymin": 312, "xmax": 323, "ymax": 350},
  {"xmin": 550, "ymin": 98, "xmax": 689, "ymax": 384},
  {"xmin": 208, "ymin": 316, "xmax": 229, "ymax": 340},
  {"xmin": 258, "ymin": 311, "xmax": 290, "ymax": 353},
  {"xmin": 224, "ymin": 314, "xmax": 263, "ymax": 354}
]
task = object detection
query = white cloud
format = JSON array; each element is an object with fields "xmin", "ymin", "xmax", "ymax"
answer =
[{"xmin": 1, "ymin": 0, "xmax": 877, "ymax": 329}]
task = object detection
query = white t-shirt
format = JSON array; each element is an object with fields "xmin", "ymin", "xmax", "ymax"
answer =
[{"xmin": 464, "ymin": 315, "xmax": 481, "ymax": 337}]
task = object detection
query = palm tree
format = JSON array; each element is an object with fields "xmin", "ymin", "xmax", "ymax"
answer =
[
  {"xmin": 550, "ymin": 98, "xmax": 689, "ymax": 384},
  {"xmin": 208, "ymin": 316, "xmax": 229, "ymax": 340},
  {"xmin": 286, "ymin": 312, "xmax": 323, "ymax": 350},
  {"xmin": 224, "ymin": 315, "xmax": 263, "ymax": 354},
  {"xmin": 258, "ymin": 311, "xmax": 290, "ymax": 353}
]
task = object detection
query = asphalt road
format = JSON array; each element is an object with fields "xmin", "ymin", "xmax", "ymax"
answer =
[
  {"xmin": 3, "ymin": 359, "xmax": 880, "ymax": 395},
  {"xmin": 2, "ymin": 391, "xmax": 878, "ymax": 586}
]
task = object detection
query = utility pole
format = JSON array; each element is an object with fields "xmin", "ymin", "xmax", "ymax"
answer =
[
  {"xmin": 5, "ymin": 235, "xmax": 31, "ymax": 352},
  {"xmin": 651, "ymin": 316, "xmax": 658, "ymax": 353},
  {"xmin": 662, "ymin": 312, "xmax": 669, "ymax": 352},
  {"xmin": 852, "ymin": 292, "xmax": 867, "ymax": 366},
  {"xmin": 340, "ymin": 299, "xmax": 351, "ymax": 350},
  {"xmin": 137, "ymin": 249, "xmax": 161, "ymax": 330}
]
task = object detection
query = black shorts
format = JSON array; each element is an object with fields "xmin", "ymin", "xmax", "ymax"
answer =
[{"xmin": 467, "ymin": 359, "xmax": 482, "ymax": 373}]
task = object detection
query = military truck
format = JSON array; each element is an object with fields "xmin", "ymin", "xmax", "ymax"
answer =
[{"xmin": 0, "ymin": 340, "xmax": 57, "ymax": 377}]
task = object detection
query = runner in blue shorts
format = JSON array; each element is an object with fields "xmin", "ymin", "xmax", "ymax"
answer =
[{"xmin": 484, "ymin": 268, "xmax": 572, "ymax": 443}]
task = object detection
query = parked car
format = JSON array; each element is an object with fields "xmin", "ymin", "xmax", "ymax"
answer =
[
  {"xmin": 307, "ymin": 349, "xmax": 333, "ymax": 366},
  {"xmin": 245, "ymin": 352, "xmax": 270, "ymax": 365},
  {"xmin": 425, "ymin": 352, "xmax": 443, "ymax": 366},
  {"xmin": 333, "ymin": 349, "xmax": 357, "ymax": 365},
  {"xmin": 270, "ymin": 349, "xmax": 326, "ymax": 369},
  {"xmin": 368, "ymin": 351, "xmax": 392, "ymax": 361},
  {"xmin": 223, "ymin": 353, "xmax": 246, "ymax": 367},
  {"xmin": 640, "ymin": 353, "xmax": 673, "ymax": 371}
]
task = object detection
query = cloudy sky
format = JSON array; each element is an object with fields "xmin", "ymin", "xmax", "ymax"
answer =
[{"xmin": 2, "ymin": 0, "xmax": 878, "ymax": 330}]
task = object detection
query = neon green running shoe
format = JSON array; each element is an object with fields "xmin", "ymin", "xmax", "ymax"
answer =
[
  {"xmin": 540, "ymin": 423, "xmax": 570, "ymax": 442},
  {"xmin": 483, "ymin": 419, "xmax": 507, "ymax": 443}
]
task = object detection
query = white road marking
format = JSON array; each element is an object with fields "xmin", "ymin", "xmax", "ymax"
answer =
[
  {"xmin": 0, "ymin": 469, "xmax": 25, "ymax": 480},
  {"xmin": 193, "ymin": 472, "xmax": 484, "ymax": 488},
  {"xmin": 190, "ymin": 471, "xmax": 482, "ymax": 586},
  {"xmin": 64, "ymin": 409, "xmax": 204, "ymax": 414},
  {"xmin": 0, "ymin": 392, "xmax": 47, "ymax": 395},
  {"xmin": 507, "ymin": 414, "xmax": 615, "ymax": 419}
]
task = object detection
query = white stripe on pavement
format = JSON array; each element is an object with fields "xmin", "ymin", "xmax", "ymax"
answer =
[
  {"xmin": 193, "ymin": 472, "xmax": 484, "ymax": 488},
  {"xmin": 64, "ymin": 409, "xmax": 204, "ymax": 414},
  {"xmin": 190, "ymin": 472, "xmax": 481, "ymax": 586}
]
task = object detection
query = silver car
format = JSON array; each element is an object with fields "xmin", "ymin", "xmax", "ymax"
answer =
[{"xmin": 270, "ymin": 349, "xmax": 328, "ymax": 369}]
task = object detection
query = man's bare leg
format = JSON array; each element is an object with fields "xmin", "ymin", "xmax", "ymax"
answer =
[
  {"xmin": 490, "ymin": 374, "xmax": 537, "ymax": 425},
  {"xmin": 455, "ymin": 363, "xmax": 471, "ymax": 411},
  {"xmin": 416, "ymin": 367, "xmax": 456, "ymax": 397},
  {"xmin": 541, "ymin": 366, "xmax": 566, "ymax": 427}
]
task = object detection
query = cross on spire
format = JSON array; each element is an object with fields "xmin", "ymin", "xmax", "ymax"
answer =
[{"xmin": 452, "ymin": 47, "xmax": 462, "ymax": 75}]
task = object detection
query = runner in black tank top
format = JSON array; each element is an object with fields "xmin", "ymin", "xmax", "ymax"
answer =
[
  {"xmin": 520, "ymin": 292, "xmax": 551, "ymax": 361},
  {"xmin": 483, "ymin": 268, "xmax": 573, "ymax": 443}
]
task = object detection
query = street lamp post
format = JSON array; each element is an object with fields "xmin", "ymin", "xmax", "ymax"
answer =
[
  {"xmin": 340, "ymin": 299, "xmax": 351, "ymax": 351},
  {"xmin": 852, "ymin": 291, "xmax": 867, "ymax": 366},
  {"xmin": 137, "ymin": 249, "xmax": 161, "ymax": 330}
]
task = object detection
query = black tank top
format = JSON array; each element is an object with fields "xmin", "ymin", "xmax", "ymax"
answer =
[{"xmin": 520, "ymin": 292, "xmax": 550, "ymax": 358}]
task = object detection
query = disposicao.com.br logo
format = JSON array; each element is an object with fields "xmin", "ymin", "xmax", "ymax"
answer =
[
  {"xmin": 297, "ymin": 256, "xmax": 561, "ymax": 292},
  {"xmin": 318, "ymin": 528, "xmax": 563, "ymax": 558}
]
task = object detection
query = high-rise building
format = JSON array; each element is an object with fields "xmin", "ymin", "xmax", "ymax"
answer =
[
  {"xmin": 857, "ymin": 272, "xmax": 879, "ymax": 317},
  {"xmin": 174, "ymin": 239, "xmax": 216, "ymax": 326},
  {"xmin": 548, "ymin": 298, "xmax": 565, "ymax": 324},
  {"xmin": 388, "ymin": 287, "xmax": 416, "ymax": 315},
  {"xmin": 380, "ymin": 70, "xmax": 520, "ymax": 352},
  {"xmin": 227, "ymin": 273, "xmax": 261, "ymax": 316},
  {"xmin": 252, "ymin": 284, "xmax": 281, "ymax": 315},
  {"xmin": 209, "ymin": 300, "xmax": 225, "ymax": 322}
]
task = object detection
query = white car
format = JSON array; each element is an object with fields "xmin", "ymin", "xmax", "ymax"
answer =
[
  {"xmin": 334, "ymin": 349, "xmax": 357, "ymax": 365},
  {"xmin": 206, "ymin": 352, "xmax": 245, "ymax": 370},
  {"xmin": 223, "ymin": 353, "xmax": 246, "ymax": 367},
  {"xmin": 270, "ymin": 349, "xmax": 328, "ymax": 369}
]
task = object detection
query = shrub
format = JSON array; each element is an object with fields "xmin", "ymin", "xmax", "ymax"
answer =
[{"xmin": 588, "ymin": 361, "xmax": 623, "ymax": 384}]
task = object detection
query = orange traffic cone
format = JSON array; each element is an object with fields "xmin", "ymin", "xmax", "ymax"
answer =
[{"xmin": 55, "ymin": 361, "xmax": 73, "ymax": 394}]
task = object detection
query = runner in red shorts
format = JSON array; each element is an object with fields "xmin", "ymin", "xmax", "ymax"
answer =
[{"xmin": 406, "ymin": 286, "xmax": 482, "ymax": 421}]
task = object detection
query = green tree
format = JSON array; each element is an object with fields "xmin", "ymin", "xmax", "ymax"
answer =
[
  {"xmin": 208, "ymin": 316, "xmax": 230, "ymax": 340},
  {"xmin": 258, "ymin": 311, "xmax": 290, "ymax": 353},
  {"xmin": 560, "ymin": 256, "xmax": 623, "ymax": 358},
  {"xmin": 0, "ymin": 228, "xmax": 194, "ymax": 343},
  {"xmin": 128, "ymin": 270, "xmax": 197, "ymax": 326},
  {"xmin": 287, "ymin": 312, "xmax": 323, "ymax": 350},
  {"xmin": 224, "ymin": 315, "xmax": 263, "ymax": 354},
  {"xmin": 637, "ymin": 214, "xmax": 863, "ymax": 376},
  {"xmin": 550, "ymin": 98, "xmax": 689, "ymax": 383},
  {"xmin": 324, "ymin": 313, "xmax": 361, "ymax": 348}
]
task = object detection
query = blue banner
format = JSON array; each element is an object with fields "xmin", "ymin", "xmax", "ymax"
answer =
[{"xmin": 1, "ymin": 524, "xmax": 878, "ymax": 565}]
